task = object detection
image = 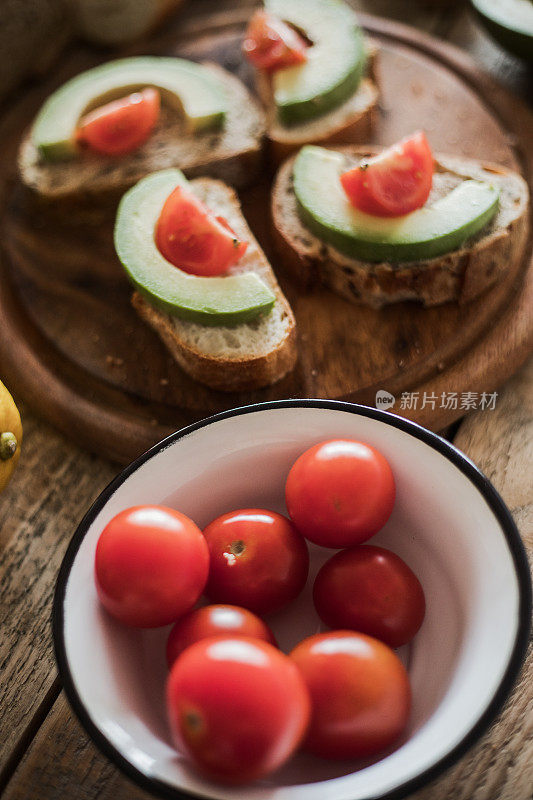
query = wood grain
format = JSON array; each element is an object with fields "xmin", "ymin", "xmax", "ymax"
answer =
[
  {"xmin": 0, "ymin": 7, "xmax": 531, "ymax": 463},
  {"xmin": 0, "ymin": 405, "xmax": 116, "ymax": 786},
  {"xmin": 1, "ymin": 692, "xmax": 150, "ymax": 800}
]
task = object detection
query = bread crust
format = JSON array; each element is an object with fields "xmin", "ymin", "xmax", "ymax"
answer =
[
  {"xmin": 130, "ymin": 178, "xmax": 297, "ymax": 392},
  {"xmin": 272, "ymin": 146, "xmax": 530, "ymax": 307},
  {"xmin": 133, "ymin": 293, "xmax": 297, "ymax": 392},
  {"xmin": 267, "ymin": 80, "xmax": 378, "ymax": 165},
  {"xmin": 259, "ymin": 44, "xmax": 379, "ymax": 165},
  {"xmin": 18, "ymin": 63, "xmax": 266, "ymax": 204}
]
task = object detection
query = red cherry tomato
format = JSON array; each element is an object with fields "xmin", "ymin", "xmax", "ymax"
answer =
[
  {"xmin": 340, "ymin": 131, "xmax": 434, "ymax": 217},
  {"xmin": 76, "ymin": 88, "xmax": 160, "ymax": 156},
  {"xmin": 166, "ymin": 636, "xmax": 310, "ymax": 784},
  {"xmin": 290, "ymin": 631, "xmax": 411, "ymax": 760},
  {"xmin": 94, "ymin": 506, "xmax": 209, "ymax": 628},
  {"xmin": 203, "ymin": 509, "xmax": 309, "ymax": 615},
  {"xmin": 285, "ymin": 440, "xmax": 396, "ymax": 548},
  {"xmin": 166, "ymin": 604, "xmax": 277, "ymax": 668},
  {"xmin": 155, "ymin": 186, "xmax": 248, "ymax": 276},
  {"xmin": 313, "ymin": 545, "xmax": 426, "ymax": 648},
  {"xmin": 243, "ymin": 10, "xmax": 308, "ymax": 72}
]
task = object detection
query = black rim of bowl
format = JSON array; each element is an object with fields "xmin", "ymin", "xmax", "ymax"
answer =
[{"xmin": 52, "ymin": 400, "xmax": 532, "ymax": 800}]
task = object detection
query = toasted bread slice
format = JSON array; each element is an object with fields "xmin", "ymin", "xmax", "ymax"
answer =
[
  {"xmin": 18, "ymin": 63, "xmax": 266, "ymax": 203},
  {"xmin": 132, "ymin": 177, "xmax": 297, "ymax": 391},
  {"xmin": 257, "ymin": 44, "xmax": 379, "ymax": 165},
  {"xmin": 272, "ymin": 146, "xmax": 530, "ymax": 308}
]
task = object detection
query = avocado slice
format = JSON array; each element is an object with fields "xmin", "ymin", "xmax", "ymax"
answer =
[
  {"xmin": 114, "ymin": 169, "xmax": 276, "ymax": 326},
  {"xmin": 294, "ymin": 146, "xmax": 500, "ymax": 263},
  {"xmin": 33, "ymin": 57, "xmax": 228, "ymax": 162},
  {"xmin": 266, "ymin": 0, "xmax": 366, "ymax": 125},
  {"xmin": 471, "ymin": 0, "xmax": 533, "ymax": 62}
]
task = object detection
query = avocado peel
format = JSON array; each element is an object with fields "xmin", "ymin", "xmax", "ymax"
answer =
[
  {"xmin": 114, "ymin": 169, "xmax": 276, "ymax": 326},
  {"xmin": 293, "ymin": 146, "xmax": 500, "ymax": 263}
]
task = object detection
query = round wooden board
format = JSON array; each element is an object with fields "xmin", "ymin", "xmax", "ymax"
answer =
[{"xmin": 0, "ymin": 10, "xmax": 532, "ymax": 464}]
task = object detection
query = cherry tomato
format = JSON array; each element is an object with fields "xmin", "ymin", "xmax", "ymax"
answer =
[
  {"xmin": 166, "ymin": 604, "xmax": 277, "ymax": 668},
  {"xmin": 242, "ymin": 10, "xmax": 308, "ymax": 72},
  {"xmin": 76, "ymin": 88, "xmax": 160, "ymax": 156},
  {"xmin": 166, "ymin": 636, "xmax": 310, "ymax": 783},
  {"xmin": 285, "ymin": 440, "xmax": 396, "ymax": 548},
  {"xmin": 94, "ymin": 506, "xmax": 209, "ymax": 628},
  {"xmin": 203, "ymin": 509, "xmax": 309, "ymax": 615},
  {"xmin": 155, "ymin": 186, "xmax": 248, "ymax": 276},
  {"xmin": 290, "ymin": 631, "xmax": 411, "ymax": 760},
  {"xmin": 340, "ymin": 131, "xmax": 434, "ymax": 217},
  {"xmin": 313, "ymin": 545, "xmax": 426, "ymax": 648}
]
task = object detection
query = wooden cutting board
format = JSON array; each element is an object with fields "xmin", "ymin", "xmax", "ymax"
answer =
[{"xmin": 0, "ymin": 8, "xmax": 532, "ymax": 464}]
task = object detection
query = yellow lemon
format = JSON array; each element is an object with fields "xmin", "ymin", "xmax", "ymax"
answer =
[{"xmin": 0, "ymin": 380, "xmax": 22, "ymax": 493}]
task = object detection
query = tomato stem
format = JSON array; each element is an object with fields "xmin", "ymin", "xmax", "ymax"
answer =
[
  {"xmin": 184, "ymin": 709, "xmax": 203, "ymax": 733},
  {"xmin": 230, "ymin": 540, "xmax": 246, "ymax": 556},
  {"xmin": 0, "ymin": 432, "xmax": 17, "ymax": 461}
]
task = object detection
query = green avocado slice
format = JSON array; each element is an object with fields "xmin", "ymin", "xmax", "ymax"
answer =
[
  {"xmin": 114, "ymin": 169, "xmax": 276, "ymax": 327},
  {"xmin": 294, "ymin": 146, "xmax": 500, "ymax": 263},
  {"xmin": 471, "ymin": 0, "xmax": 533, "ymax": 62},
  {"xmin": 33, "ymin": 57, "xmax": 228, "ymax": 162},
  {"xmin": 266, "ymin": 0, "xmax": 366, "ymax": 125}
]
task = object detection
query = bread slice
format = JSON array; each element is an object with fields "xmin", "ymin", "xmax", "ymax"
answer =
[
  {"xmin": 132, "ymin": 177, "xmax": 297, "ymax": 391},
  {"xmin": 272, "ymin": 146, "xmax": 530, "ymax": 308},
  {"xmin": 18, "ymin": 63, "xmax": 266, "ymax": 204},
  {"xmin": 257, "ymin": 44, "xmax": 379, "ymax": 165},
  {"xmin": 71, "ymin": 0, "xmax": 187, "ymax": 46}
]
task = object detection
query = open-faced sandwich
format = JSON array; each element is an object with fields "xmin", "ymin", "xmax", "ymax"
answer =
[
  {"xmin": 114, "ymin": 169, "xmax": 296, "ymax": 391},
  {"xmin": 272, "ymin": 132, "xmax": 530, "ymax": 307},
  {"xmin": 19, "ymin": 56, "xmax": 265, "ymax": 203},
  {"xmin": 242, "ymin": 0, "xmax": 379, "ymax": 164}
]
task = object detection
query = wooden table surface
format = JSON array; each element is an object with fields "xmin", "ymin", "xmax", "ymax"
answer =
[{"xmin": 0, "ymin": 2, "xmax": 531, "ymax": 799}]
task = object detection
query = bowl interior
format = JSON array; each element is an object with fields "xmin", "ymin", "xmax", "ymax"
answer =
[{"xmin": 57, "ymin": 405, "xmax": 522, "ymax": 800}]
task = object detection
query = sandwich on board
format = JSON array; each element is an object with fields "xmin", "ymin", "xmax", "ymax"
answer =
[
  {"xmin": 19, "ymin": 56, "xmax": 266, "ymax": 202},
  {"xmin": 243, "ymin": 0, "xmax": 380, "ymax": 163},
  {"xmin": 115, "ymin": 169, "xmax": 297, "ymax": 392},
  {"xmin": 15, "ymin": 0, "xmax": 529, "ymax": 394},
  {"xmin": 272, "ymin": 134, "xmax": 529, "ymax": 307}
]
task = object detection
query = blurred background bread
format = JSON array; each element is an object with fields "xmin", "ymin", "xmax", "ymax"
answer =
[
  {"xmin": 0, "ymin": 0, "xmax": 188, "ymax": 104},
  {"xmin": 67, "ymin": 0, "xmax": 187, "ymax": 46}
]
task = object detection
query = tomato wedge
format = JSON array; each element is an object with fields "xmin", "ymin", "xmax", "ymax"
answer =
[
  {"xmin": 243, "ymin": 10, "xmax": 308, "ymax": 72},
  {"xmin": 340, "ymin": 131, "xmax": 434, "ymax": 217},
  {"xmin": 155, "ymin": 186, "xmax": 248, "ymax": 276},
  {"xmin": 77, "ymin": 87, "xmax": 160, "ymax": 156}
]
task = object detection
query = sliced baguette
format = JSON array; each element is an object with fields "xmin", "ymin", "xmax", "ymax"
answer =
[
  {"xmin": 18, "ymin": 63, "xmax": 266, "ymax": 204},
  {"xmin": 257, "ymin": 44, "xmax": 379, "ymax": 165},
  {"xmin": 132, "ymin": 177, "xmax": 297, "ymax": 392},
  {"xmin": 272, "ymin": 146, "xmax": 530, "ymax": 308}
]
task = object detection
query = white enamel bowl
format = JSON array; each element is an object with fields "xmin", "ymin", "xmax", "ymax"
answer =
[{"xmin": 53, "ymin": 401, "xmax": 531, "ymax": 800}]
